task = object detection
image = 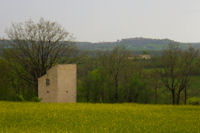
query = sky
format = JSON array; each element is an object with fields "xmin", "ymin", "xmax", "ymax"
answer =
[{"xmin": 0, "ymin": 0, "xmax": 200, "ymax": 42}]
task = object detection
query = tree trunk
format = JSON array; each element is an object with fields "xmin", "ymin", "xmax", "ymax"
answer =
[
  {"xmin": 154, "ymin": 87, "xmax": 158, "ymax": 104},
  {"xmin": 114, "ymin": 76, "xmax": 118, "ymax": 102},
  {"xmin": 101, "ymin": 89, "xmax": 104, "ymax": 103},
  {"xmin": 171, "ymin": 89, "xmax": 175, "ymax": 105},
  {"xmin": 134, "ymin": 93, "xmax": 139, "ymax": 103},
  {"xmin": 86, "ymin": 88, "xmax": 90, "ymax": 102},
  {"xmin": 184, "ymin": 87, "xmax": 187, "ymax": 104},
  {"xmin": 176, "ymin": 92, "xmax": 181, "ymax": 105},
  {"xmin": 128, "ymin": 88, "xmax": 132, "ymax": 102}
]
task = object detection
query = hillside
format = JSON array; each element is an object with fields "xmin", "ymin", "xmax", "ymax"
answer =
[
  {"xmin": 1, "ymin": 38, "xmax": 200, "ymax": 52},
  {"xmin": 76, "ymin": 37, "xmax": 200, "ymax": 51}
]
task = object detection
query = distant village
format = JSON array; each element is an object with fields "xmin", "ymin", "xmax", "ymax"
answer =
[{"xmin": 128, "ymin": 54, "xmax": 151, "ymax": 60}]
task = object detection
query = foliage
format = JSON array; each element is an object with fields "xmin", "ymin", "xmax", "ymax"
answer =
[
  {"xmin": 187, "ymin": 97, "xmax": 200, "ymax": 105},
  {"xmin": 31, "ymin": 96, "xmax": 42, "ymax": 102},
  {"xmin": 0, "ymin": 59, "xmax": 32, "ymax": 101},
  {"xmin": 77, "ymin": 46, "xmax": 149, "ymax": 103},
  {"xmin": 16, "ymin": 94, "xmax": 25, "ymax": 101},
  {"xmin": 121, "ymin": 73, "xmax": 149, "ymax": 103}
]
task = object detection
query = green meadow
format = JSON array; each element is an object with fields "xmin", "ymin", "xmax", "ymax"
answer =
[{"xmin": 0, "ymin": 102, "xmax": 200, "ymax": 133}]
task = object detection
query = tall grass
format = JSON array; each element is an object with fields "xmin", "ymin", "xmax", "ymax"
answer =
[{"xmin": 0, "ymin": 102, "xmax": 200, "ymax": 133}]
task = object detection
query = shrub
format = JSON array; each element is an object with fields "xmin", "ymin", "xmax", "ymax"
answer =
[
  {"xmin": 31, "ymin": 96, "xmax": 41, "ymax": 102},
  {"xmin": 16, "ymin": 94, "xmax": 25, "ymax": 101},
  {"xmin": 187, "ymin": 97, "xmax": 200, "ymax": 105}
]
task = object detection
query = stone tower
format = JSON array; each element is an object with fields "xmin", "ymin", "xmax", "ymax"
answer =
[{"xmin": 38, "ymin": 64, "xmax": 76, "ymax": 103}]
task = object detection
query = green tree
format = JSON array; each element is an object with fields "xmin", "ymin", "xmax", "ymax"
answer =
[
  {"xmin": 122, "ymin": 73, "xmax": 148, "ymax": 103},
  {"xmin": 98, "ymin": 46, "xmax": 131, "ymax": 102},
  {"xmin": 0, "ymin": 59, "xmax": 30, "ymax": 101}
]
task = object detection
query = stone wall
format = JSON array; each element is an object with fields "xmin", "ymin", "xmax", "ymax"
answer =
[{"xmin": 38, "ymin": 64, "xmax": 76, "ymax": 103}]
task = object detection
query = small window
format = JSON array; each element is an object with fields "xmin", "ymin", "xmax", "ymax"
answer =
[
  {"xmin": 46, "ymin": 90, "xmax": 50, "ymax": 93},
  {"xmin": 66, "ymin": 90, "xmax": 68, "ymax": 93},
  {"xmin": 46, "ymin": 79, "xmax": 50, "ymax": 86}
]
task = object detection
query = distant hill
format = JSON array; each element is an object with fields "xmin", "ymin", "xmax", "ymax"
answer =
[
  {"xmin": 1, "ymin": 38, "xmax": 200, "ymax": 53},
  {"xmin": 76, "ymin": 37, "xmax": 200, "ymax": 51}
]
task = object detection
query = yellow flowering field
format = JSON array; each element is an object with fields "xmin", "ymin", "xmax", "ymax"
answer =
[{"xmin": 0, "ymin": 102, "xmax": 200, "ymax": 133}]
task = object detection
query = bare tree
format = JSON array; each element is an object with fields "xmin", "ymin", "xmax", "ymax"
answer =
[
  {"xmin": 159, "ymin": 44, "xmax": 198, "ymax": 104},
  {"xmin": 159, "ymin": 44, "xmax": 180, "ymax": 104},
  {"xmin": 5, "ymin": 18, "xmax": 76, "ymax": 96},
  {"xmin": 178, "ymin": 47, "xmax": 199, "ymax": 104},
  {"xmin": 99, "ymin": 46, "xmax": 131, "ymax": 102}
]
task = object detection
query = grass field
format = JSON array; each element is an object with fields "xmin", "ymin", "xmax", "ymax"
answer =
[{"xmin": 0, "ymin": 102, "xmax": 200, "ymax": 133}]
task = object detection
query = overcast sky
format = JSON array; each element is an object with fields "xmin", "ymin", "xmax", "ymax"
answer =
[{"xmin": 0, "ymin": 0, "xmax": 200, "ymax": 42}]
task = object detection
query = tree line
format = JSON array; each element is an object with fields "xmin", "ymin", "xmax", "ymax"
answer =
[{"xmin": 0, "ymin": 18, "xmax": 199, "ymax": 104}]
